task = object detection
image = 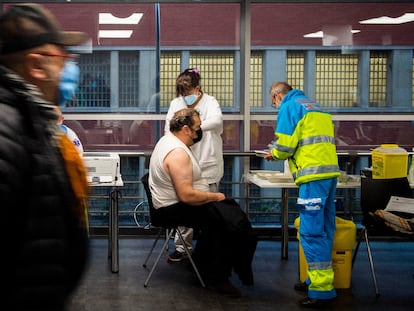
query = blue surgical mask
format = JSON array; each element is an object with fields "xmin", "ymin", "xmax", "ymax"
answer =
[
  {"xmin": 59, "ymin": 60, "xmax": 80, "ymax": 107},
  {"xmin": 183, "ymin": 94, "xmax": 198, "ymax": 106}
]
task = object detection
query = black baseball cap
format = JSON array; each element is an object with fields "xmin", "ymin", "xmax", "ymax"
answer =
[{"xmin": 0, "ymin": 3, "xmax": 88, "ymax": 55}]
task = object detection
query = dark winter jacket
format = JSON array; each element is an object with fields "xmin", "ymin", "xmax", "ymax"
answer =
[{"xmin": 0, "ymin": 65, "xmax": 89, "ymax": 311}]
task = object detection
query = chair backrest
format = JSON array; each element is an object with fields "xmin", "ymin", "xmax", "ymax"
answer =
[
  {"xmin": 141, "ymin": 173, "xmax": 168, "ymax": 228},
  {"xmin": 360, "ymin": 175, "xmax": 412, "ymax": 232},
  {"xmin": 141, "ymin": 173, "xmax": 153, "ymax": 206}
]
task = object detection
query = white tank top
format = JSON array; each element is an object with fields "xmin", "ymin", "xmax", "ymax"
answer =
[{"xmin": 149, "ymin": 133, "xmax": 209, "ymax": 208}]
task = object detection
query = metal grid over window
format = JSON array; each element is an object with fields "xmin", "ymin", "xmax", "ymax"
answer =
[
  {"xmin": 315, "ymin": 51, "xmax": 359, "ymax": 108},
  {"xmin": 119, "ymin": 51, "xmax": 139, "ymax": 108},
  {"xmin": 160, "ymin": 52, "xmax": 181, "ymax": 108},
  {"xmin": 250, "ymin": 51, "xmax": 263, "ymax": 108},
  {"xmin": 78, "ymin": 52, "xmax": 111, "ymax": 108},
  {"xmin": 190, "ymin": 52, "xmax": 234, "ymax": 108},
  {"xmin": 369, "ymin": 51, "xmax": 388, "ymax": 107},
  {"xmin": 286, "ymin": 51, "xmax": 304, "ymax": 91}
]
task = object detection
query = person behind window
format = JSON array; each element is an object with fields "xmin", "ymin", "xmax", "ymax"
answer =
[
  {"xmin": 264, "ymin": 82, "xmax": 340, "ymax": 308},
  {"xmin": 150, "ymin": 108, "xmax": 255, "ymax": 298},
  {"xmin": 0, "ymin": 4, "xmax": 90, "ymax": 310},
  {"xmin": 164, "ymin": 68, "xmax": 224, "ymax": 263}
]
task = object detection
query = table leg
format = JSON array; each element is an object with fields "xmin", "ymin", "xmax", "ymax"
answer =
[
  {"xmin": 108, "ymin": 194, "xmax": 111, "ymax": 260},
  {"xmin": 245, "ymin": 178, "xmax": 250, "ymax": 215},
  {"xmin": 109, "ymin": 188, "xmax": 120, "ymax": 273},
  {"xmin": 281, "ymin": 188, "xmax": 289, "ymax": 260}
]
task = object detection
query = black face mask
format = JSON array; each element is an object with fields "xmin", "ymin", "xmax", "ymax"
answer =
[{"xmin": 192, "ymin": 128, "xmax": 203, "ymax": 144}]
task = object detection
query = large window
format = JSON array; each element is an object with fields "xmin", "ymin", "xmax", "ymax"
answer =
[
  {"xmin": 286, "ymin": 51, "xmax": 305, "ymax": 91},
  {"xmin": 190, "ymin": 52, "xmax": 235, "ymax": 109},
  {"xmin": 369, "ymin": 51, "xmax": 388, "ymax": 108},
  {"xmin": 250, "ymin": 51, "xmax": 263, "ymax": 108},
  {"xmin": 4, "ymin": 1, "xmax": 414, "ymax": 230},
  {"xmin": 315, "ymin": 51, "xmax": 359, "ymax": 108},
  {"xmin": 41, "ymin": 0, "xmax": 413, "ymax": 152},
  {"xmin": 160, "ymin": 52, "xmax": 181, "ymax": 109},
  {"xmin": 119, "ymin": 51, "xmax": 140, "ymax": 108},
  {"xmin": 77, "ymin": 52, "xmax": 111, "ymax": 108}
]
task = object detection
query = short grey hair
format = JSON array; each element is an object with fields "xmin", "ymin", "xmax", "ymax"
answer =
[{"xmin": 270, "ymin": 82, "xmax": 293, "ymax": 97}]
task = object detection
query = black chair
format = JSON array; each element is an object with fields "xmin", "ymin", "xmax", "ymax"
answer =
[
  {"xmin": 140, "ymin": 173, "xmax": 205, "ymax": 288},
  {"xmin": 352, "ymin": 172, "xmax": 413, "ymax": 297}
]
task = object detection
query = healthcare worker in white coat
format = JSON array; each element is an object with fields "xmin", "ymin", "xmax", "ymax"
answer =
[{"xmin": 164, "ymin": 68, "xmax": 224, "ymax": 262}]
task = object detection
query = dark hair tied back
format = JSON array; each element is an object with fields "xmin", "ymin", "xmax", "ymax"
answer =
[{"xmin": 175, "ymin": 68, "xmax": 201, "ymax": 97}]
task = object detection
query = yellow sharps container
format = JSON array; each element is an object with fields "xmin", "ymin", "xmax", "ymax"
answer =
[
  {"xmin": 371, "ymin": 144, "xmax": 408, "ymax": 179},
  {"xmin": 295, "ymin": 217, "xmax": 356, "ymax": 289}
]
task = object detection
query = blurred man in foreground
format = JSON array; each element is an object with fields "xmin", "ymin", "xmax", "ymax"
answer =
[{"xmin": 0, "ymin": 4, "xmax": 90, "ymax": 310}]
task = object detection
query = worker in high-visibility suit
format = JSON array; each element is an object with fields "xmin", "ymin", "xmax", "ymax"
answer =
[{"xmin": 264, "ymin": 82, "xmax": 340, "ymax": 308}]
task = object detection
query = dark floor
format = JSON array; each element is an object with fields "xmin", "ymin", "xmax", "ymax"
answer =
[{"xmin": 66, "ymin": 237, "xmax": 414, "ymax": 311}]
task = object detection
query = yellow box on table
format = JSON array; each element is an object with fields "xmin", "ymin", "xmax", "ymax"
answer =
[
  {"xmin": 294, "ymin": 216, "xmax": 356, "ymax": 289},
  {"xmin": 371, "ymin": 144, "xmax": 408, "ymax": 179}
]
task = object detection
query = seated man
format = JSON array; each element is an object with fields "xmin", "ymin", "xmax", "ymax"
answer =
[{"xmin": 149, "ymin": 108, "xmax": 256, "ymax": 298}]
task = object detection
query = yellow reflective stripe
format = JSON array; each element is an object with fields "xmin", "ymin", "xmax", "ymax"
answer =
[{"xmin": 307, "ymin": 268, "xmax": 335, "ymax": 292}]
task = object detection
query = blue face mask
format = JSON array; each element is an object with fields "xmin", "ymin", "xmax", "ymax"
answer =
[
  {"xmin": 59, "ymin": 60, "xmax": 80, "ymax": 107},
  {"xmin": 183, "ymin": 94, "xmax": 198, "ymax": 106}
]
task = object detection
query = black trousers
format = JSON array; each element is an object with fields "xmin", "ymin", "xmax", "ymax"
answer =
[{"xmin": 154, "ymin": 199, "xmax": 256, "ymax": 284}]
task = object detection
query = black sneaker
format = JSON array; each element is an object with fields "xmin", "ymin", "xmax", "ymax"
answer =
[
  {"xmin": 298, "ymin": 296, "xmax": 335, "ymax": 308},
  {"xmin": 234, "ymin": 267, "xmax": 254, "ymax": 286},
  {"xmin": 167, "ymin": 250, "xmax": 188, "ymax": 263},
  {"xmin": 213, "ymin": 280, "xmax": 241, "ymax": 298}
]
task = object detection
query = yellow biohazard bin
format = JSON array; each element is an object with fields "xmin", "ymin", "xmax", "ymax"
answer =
[
  {"xmin": 294, "ymin": 216, "xmax": 356, "ymax": 289},
  {"xmin": 371, "ymin": 144, "xmax": 408, "ymax": 179}
]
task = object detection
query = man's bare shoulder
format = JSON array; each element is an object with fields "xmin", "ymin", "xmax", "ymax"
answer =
[
  {"xmin": 164, "ymin": 147, "xmax": 192, "ymax": 181},
  {"xmin": 165, "ymin": 147, "xmax": 190, "ymax": 164}
]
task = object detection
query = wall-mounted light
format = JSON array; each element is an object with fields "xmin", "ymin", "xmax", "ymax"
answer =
[
  {"xmin": 98, "ymin": 30, "xmax": 133, "ymax": 39},
  {"xmin": 99, "ymin": 13, "xmax": 143, "ymax": 25},
  {"xmin": 360, "ymin": 13, "xmax": 414, "ymax": 25},
  {"xmin": 98, "ymin": 13, "xmax": 143, "ymax": 41},
  {"xmin": 304, "ymin": 29, "xmax": 360, "ymax": 39}
]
